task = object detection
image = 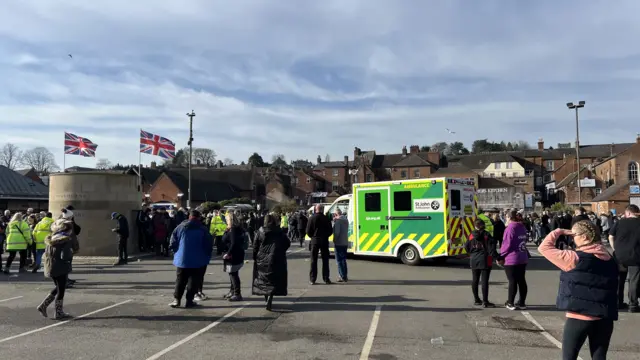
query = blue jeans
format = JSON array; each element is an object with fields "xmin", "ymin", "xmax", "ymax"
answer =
[
  {"xmin": 335, "ymin": 246, "xmax": 348, "ymax": 280},
  {"xmin": 35, "ymin": 249, "xmax": 44, "ymax": 267}
]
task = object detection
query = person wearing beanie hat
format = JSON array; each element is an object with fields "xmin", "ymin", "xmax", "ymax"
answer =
[{"xmin": 111, "ymin": 212, "xmax": 129, "ymax": 266}]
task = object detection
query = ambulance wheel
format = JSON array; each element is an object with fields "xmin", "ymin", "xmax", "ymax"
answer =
[{"xmin": 400, "ymin": 244, "xmax": 421, "ymax": 266}]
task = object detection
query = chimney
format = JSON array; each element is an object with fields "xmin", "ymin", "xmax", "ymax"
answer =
[
  {"xmin": 344, "ymin": 155, "xmax": 349, "ymax": 164},
  {"xmin": 402, "ymin": 145, "xmax": 408, "ymax": 156},
  {"xmin": 427, "ymin": 149, "xmax": 440, "ymax": 165},
  {"xmin": 317, "ymin": 155, "xmax": 322, "ymax": 165},
  {"xmin": 150, "ymin": 161, "xmax": 157, "ymax": 169},
  {"xmin": 353, "ymin": 147, "xmax": 361, "ymax": 159},
  {"xmin": 409, "ymin": 145, "xmax": 420, "ymax": 154},
  {"xmin": 537, "ymin": 138, "xmax": 544, "ymax": 151}
]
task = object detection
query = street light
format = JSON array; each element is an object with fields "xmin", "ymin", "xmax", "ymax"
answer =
[
  {"xmin": 186, "ymin": 110, "xmax": 196, "ymax": 210},
  {"xmin": 566, "ymin": 101, "xmax": 586, "ymax": 207}
]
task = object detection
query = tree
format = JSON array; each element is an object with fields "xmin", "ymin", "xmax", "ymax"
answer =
[
  {"xmin": 271, "ymin": 154, "xmax": 287, "ymax": 167},
  {"xmin": 506, "ymin": 142, "xmax": 514, "ymax": 151},
  {"xmin": 431, "ymin": 142, "xmax": 448, "ymax": 153},
  {"xmin": 446, "ymin": 142, "xmax": 470, "ymax": 156},
  {"xmin": 248, "ymin": 152, "xmax": 265, "ymax": 167},
  {"xmin": 223, "ymin": 158, "xmax": 234, "ymax": 166},
  {"xmin": 514, "ymin": 140, "xmax": 531, "ymax": 150},
  {"xmin": 420, "ymin": 145, "xmax": 431, "ymax": 152},
  {"xmin": 0, "ymin": 143, "xmax": 23, "ymax": 170},
  {"xmin": 166, "ymin": 148, "xmax": 188, "ymax": 166},
  {"xmin": 96, "ymin": 158, "xmax": 113, "ymax": 169},
  {"xmin": 240, "ymin": 161, "xmax": 246, "ymax": 165},
  {"xmin": 324, "ymin": 154, "xmax": 331, "ymax": 162},
  {"xmin": 193, "ymin": 148, "xmax": 216, "ymax": 166},
  {"xmin": 21, "ymin": 147, "xmax": 59, "ymax": 174},
  {"xmin": 291, "ymin": 159, "xmax": 313, "ymax": 168}
]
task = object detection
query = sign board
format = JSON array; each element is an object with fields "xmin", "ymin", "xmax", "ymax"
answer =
[
  {"xmin": 579, "ymin": 178, "xmax": 596, "ymax": 187},
  {"xmin": 525, "ymin": 193, "xmax": 533, "ymax": 208},
  {"xmin": 476, "ymin": 188, "xmax": 508, "ymax": 194},
  {"xmin": 546, "ymin": 182, "xmax": 556, "ymax": 189},
  {"xmin": 631, "ymin": 197, "xmax": 640, "ymax": 207},
  {"xmin": 630, "ymin": 185, "xmax": 640, "ymax": 195},
  {"xmin": 413, "ymin": 198, "xmax": 444, "ymax": 213}
]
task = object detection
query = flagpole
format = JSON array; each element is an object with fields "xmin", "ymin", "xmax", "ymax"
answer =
[
  {"xmin": 63, "ymin": 132, "xmax": 66, "ymax": 172},
  {"xmin": 138, "ymin": 132, "xmax": 142, "ymax": 194}
]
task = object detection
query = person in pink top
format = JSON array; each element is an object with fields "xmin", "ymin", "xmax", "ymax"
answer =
[{"xmin": 538, "ymin": 220, "xmax": 618, "ymax": 360}]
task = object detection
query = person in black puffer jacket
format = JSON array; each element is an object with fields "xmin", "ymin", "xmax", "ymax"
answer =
[
  {"xmin": 465, "ymin": 219, "xmax": 500, "ymax": 308},
  {"xmin": 222, "ymin": 211, "xmax": 247, "ymax": 302}
]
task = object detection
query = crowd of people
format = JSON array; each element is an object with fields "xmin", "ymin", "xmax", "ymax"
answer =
[{"xmin": 467, "ymin": 205, "xmax": 640, "ymax": 360}]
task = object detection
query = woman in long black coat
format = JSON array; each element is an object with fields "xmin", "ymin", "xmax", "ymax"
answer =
[{"xmin": 252, "ymin": 214, "xmax": 290, "ymax": 311}]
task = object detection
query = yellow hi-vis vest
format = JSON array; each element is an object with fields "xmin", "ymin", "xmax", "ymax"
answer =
[
  {"xmin": 280, "ymin": 215, "xmax": 288, "ymax": 229},
  {"xmin": 477, "ymin": 214, "xmax": 494, "ymax": 237},
  {"xmin": 209, "ymin": 215, "xmax": 226, "ymax": 236},
  {"xmin": 33, "ymin": 217, "xmax": 54, "ymax": 250},
  {"xmin": 6, "ymin": 220, "xmax": 32, "ymax": 251}
]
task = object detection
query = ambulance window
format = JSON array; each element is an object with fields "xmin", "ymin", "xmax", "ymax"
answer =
[
  {"xmin": 450, "ymin": 190, "xmax": 461, "ymax": 211},
  {"xmin": 364, "ymin": 193, "xmax": 381, "ymax": 212},
  {"xmin": 393, "ymin": 191, "xmax": 412, "ymax": 211}
]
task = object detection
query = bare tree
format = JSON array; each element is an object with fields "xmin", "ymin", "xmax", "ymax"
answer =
[
  {"xmin": 223, "ymin": 158, "xmax": 234, "ymax": 166},
  {"xmin": 271, "ymin": 153, "xmax": 287, "ymax": 167},
  {"xmin": 193, "ymin": 148, "xmax": 216, "ymax": 166},
  {"xmin": 21, "ymin": 147, "xmax": 59, "ymax": 174},
  {"xmin": 0, "ymin": 143, "xmax": 23, "ymax": 170},
  {"xmin": 96, "ymin": 158, "xmax": 113, "ymax": 169}
]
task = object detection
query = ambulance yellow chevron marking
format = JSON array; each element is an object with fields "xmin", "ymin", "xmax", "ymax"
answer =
[
  {"xmin": 408, "ymin": 233, "xmax": 417, "ymax": 240},
  {"xmin": 361, "ymin": 233, "xmax": 380, "ymax": 252},
  {"xmin": 384, "ymin": 233, "xmax": 404, "ymax": 253},
  {"xmin": 425, "ymin": 233, "xmax": 444, "ymax": 254},
  {"xmin": 417, "ymin": 233, "xmax": 430, "ymax": 246},
  {"xmin": 372, "ymin": 233, "xmax": 390, "ymax": 252}
]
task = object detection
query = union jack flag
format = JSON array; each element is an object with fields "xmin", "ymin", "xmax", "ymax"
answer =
[
  {"xmin": 140, "ymin": 130, "xmax": 176, "ymax": 159},
  {"xmin": 64, "ymin": 132, "xmax": 98, "ymax": 157}
]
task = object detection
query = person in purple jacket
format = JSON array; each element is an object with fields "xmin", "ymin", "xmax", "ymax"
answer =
[{"xmin": 499, "ymin": 210, "xmax": 530, "ymax": 310}]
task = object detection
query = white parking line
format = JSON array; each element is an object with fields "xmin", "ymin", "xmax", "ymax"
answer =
[
  {"xmin": 146, "ymin": 305, "xmax": 247, "ymax": 360},
  {"xmin": 0, "ymin": 299, "xmax": 133, "ymax": 344},
  {"xmin": 521, "ymin": 311, "xmax": 584, "ymax": 360},
  {"xmin": 0, "ymin": 296, "xmax": 23, "ymax": 303},
  {"xmin": 528, "ymin": 249, "xmax": 542, "ymax": 257},
  {"xmin": 359, "ymin": 305, "xmax": 382, "ymax": 360},
  {"xmin": 287, "ymin": 248, "xmax": 306, "ymax": 254}
]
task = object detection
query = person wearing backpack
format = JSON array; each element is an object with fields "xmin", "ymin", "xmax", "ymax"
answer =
[
  {"xmin": 465, "ymin": 219, "xmax": 500, "ymax": 308},
  {"xmin": 608, "ymin": 204, "xmax": 640, "ymax": 313}
]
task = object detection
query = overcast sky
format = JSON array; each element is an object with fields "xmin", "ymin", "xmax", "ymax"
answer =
[{"xmin": 2, "ymin": 0, "xmax": 640, "ymax": 168}]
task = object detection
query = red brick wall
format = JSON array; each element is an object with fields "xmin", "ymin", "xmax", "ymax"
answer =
[
  {"xmin": 389, "ymin": 166, "xmax": 433, "ymax": 181},
  {"xmin": 149, "ymin": 174, "xmax": 182, "ymax": 204},
  {"xmin": 603, "ymin": 141, "xmax": 640, "ymax": 184}
]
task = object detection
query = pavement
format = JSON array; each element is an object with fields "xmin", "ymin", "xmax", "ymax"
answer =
[{"xmin": 0, "ymin": 245, "xmax": 639, "ymax": 360}]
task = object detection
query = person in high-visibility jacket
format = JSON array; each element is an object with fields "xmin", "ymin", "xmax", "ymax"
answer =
[
  {"xmin": 32, "ymin": 212, "xmax": 54, "ymax": 273},
  {"xmin": 477, "ymin": 210, "xmax": 494, "ymax": 237},
  {"xmin": 4, "ymin": 213, "xmax": 32, "ymax": 274},
  {"xmin": 209, "ymin": 210, "xmax": 227, "ymax": 256},
  {"xmin": 280, "ymin": 213, "xmax": 288, "ymax": 229}
]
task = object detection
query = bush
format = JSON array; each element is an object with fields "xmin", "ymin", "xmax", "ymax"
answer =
[
  {"xmin": 272, "ymin": 200, "xmax": 299, "ymax": 215},
  {"xmin": 218, "ymin": 197, "xmax": 252, "ymax": 207},
  {"xmin": 550, "ymin": 202, "xmax": 571, "ymax": 212}
]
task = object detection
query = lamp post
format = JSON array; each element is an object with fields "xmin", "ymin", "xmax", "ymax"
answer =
[
  {"xmin": 186, "ymin": 110, "xmax": 195, "ymax": 210},
  {"xmin": 566, "ymin": 101, "xmax": 585, "ymax": 207}
]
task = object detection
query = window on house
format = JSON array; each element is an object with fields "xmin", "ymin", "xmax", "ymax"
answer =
[
  {"xmin": 506, "ymin": 162, "xmax": 513, "ymax": 169},
  {"xmin": 490, "ymin": 173, "xmax": 495, "ymax": 178},
  {"xmin": 306, "ymin": 176, "xmax": 311, "ymax": 183},
  {"xmin": 364, "ymin": 192, "xmax": 381, "ymax": 212},
  {"xmin": 322, "ymin": 171, "xmax": 326, "ymax": 176},
  {"xmin": 401, "ymin": 170, "xmax": 407, "ymax": 179},
  {"xmin": 332, "ymin": 180, "xmax": 339, "ymax": 191},
  {"xmin": 501, "ymin": 172, "xmax": 507, "ymax": 177},
  {"xmin": 366, "ymin": 174, "xmax": 373, "ymax": 182},
  {"xmin": 546, "ymin": 160, "xmax": 554, "ymax": 171},
  {"xmin": 512, "ymin": 172, "xmax": 518, "ymax": 177},
  {"xmin": 332, "ymin": 169, "xmax": 339, "ymax": 177},
  {"xmin": 595, "ymin": 188, "xmax": 602, "ymax": 196},
  {"xmin": 386, "ymin": 168, "xmax": 392, "ymax": 175},
  {"xmin": 629, "ymin": 162, "xmax": 638, "ymax": 182},
  {"xmin": 543, "ymin": 173, "xmax": 552, "ymax": 183},
  {"xmin": 393, "ymin": 191, "xmax": 412, "ymax": 211},
  {"xmin": 413, "ymin": 169, "xmax": 420, "ymax": 178},
  {"xmin": 495, "ymin": 162, "xmax": 501, "ymax": 169}
]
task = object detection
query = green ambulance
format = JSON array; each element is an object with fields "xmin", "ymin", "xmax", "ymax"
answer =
[{"xmin": 316, "ymin": 177, "xmax": 477, "ymax": 265}]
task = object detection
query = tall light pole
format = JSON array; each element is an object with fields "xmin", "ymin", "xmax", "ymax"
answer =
[
  {"xmin": 566, "ymin": 101, "xmax": 585, "ymax": 207},
  {"xmin": 186, "ymin": 110, "xmax": 196, "ymax": 210}
]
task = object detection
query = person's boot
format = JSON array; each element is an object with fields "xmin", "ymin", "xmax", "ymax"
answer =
[
  {"xmin": 18, "ymin": 267, "xmax": 27, "ymax": 273},
  {"xmin": 37, "ymin": 294, "xmax": 56, "ymax": 318},
  {"xmin": 32, "ymin": 265, "xmax": 40, "ymax": 273},
  {"xmin": 266, "ymin": 295, "xmax": 273, "ymax": 311},
  {"xmin": 53, "ymin": 299, "xmax": 71, "ymax": 320}
]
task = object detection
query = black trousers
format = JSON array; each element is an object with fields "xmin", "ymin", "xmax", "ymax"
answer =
[
  {"xmin": 471, "ymin": 268, "xmax": 492, "ymax": 302},
  {"xmin": 118, "ymin": 236, "xmax": 128, "ymax": 262},
  {"xmin": 504, "ymin": 264, "xmax": 528, "ymax": 305},
  {"xmin": 562, "ymin": 317, "xmax": 614, "ymax": 360},
  {"xmin": 215, "ymin": 236, "xmax": 224, "ymax": 255},
  {"xmin": 6, "ymin": 250, "xmax": 27, "ymax": 269},
  {"xmin": 50, "ymin": 274, "xmax": 68, "ymax": 300},
  {"xmin": 628, "ymin": 265, "xmax": 640, "ymax": 307},
  {"xmin": 309, "ymin": 241, "xmax": 330, "ymax": 282},
  {"xmin": 137, "ymin": 227, "xmax": 146, "ymax": 251},
  {"xmin": 197, "ymin": 265, "xmax": 207, "ymax": 293},
  {"xmin": 174, "ymin": 267, "xmax": 206, "ymax": 303},
  {"xmin": 229, "ymin": 271, "xmax": 241, "ymax": 296},
  {"xmin": 619, "ymin": 269, "xmax": 628, "ymax": 305}
]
